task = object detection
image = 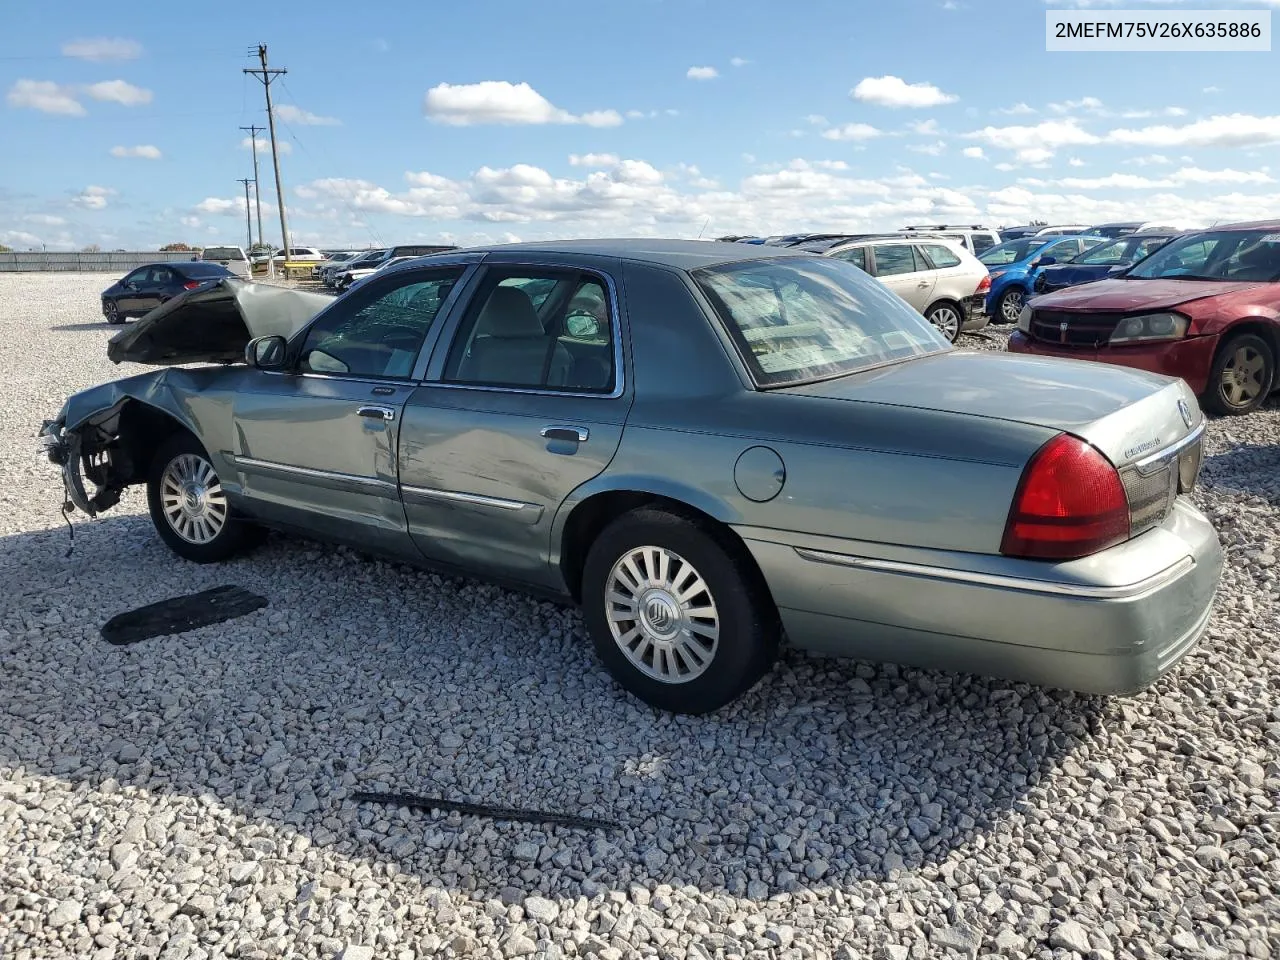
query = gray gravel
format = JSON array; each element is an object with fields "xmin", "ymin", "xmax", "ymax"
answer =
[{"xmin": 1, "ymin": 273, "xmax": 1277, "ymax": 960}]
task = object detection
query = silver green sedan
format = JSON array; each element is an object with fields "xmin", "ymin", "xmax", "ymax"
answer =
[{"xmin": 41, "ymin": 240, "xmax": 1222, "ymax": 714}]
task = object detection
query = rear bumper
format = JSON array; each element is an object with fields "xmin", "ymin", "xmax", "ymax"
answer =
[
  {"xmin": 1007, "ymin": 330, "xmax": 1217, "ymax": 395},
  {"xmin": 960, "ymin": 293, "xmax": 989, "ymax": 332},
  {"xmin": 739, "ymin": 499, "xmax": 1222, "ymax": 695}
]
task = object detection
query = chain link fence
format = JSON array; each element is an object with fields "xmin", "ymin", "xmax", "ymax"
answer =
[{"xmin": 0, "ymin": 251, "xmax": 203, "ymax": 273}]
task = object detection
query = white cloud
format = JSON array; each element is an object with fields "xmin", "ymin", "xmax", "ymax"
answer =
[
  {"xmin": 1107, "ymin": 114, "xmax": 1280, "ymax": 149},
  {"xmin": 569, "ymin": 153, "xmax": 620, "ymax": 168},
  {"xmin": 6, "ymin": 79, "xmax": 85, "ymax": 116},
  {"xmin": 1170, "ymin": 166, "xmax": 1274, "ymax": 185},
  {"xmin": 1131, "ymin": 154, "xmax": 1172, "ymax": 166},
  {"xmin": 820, "ymin": 122, "xmax": 882, "ymax": 141},
  {"xmin": 996, "ymin": 103, "xmax": 1036, "ymax": 116},
  {"xmin": 1, "ymin": 230, "xmax": 44, "ymax": 248},
  {"xmin": 962, "ymin": 146, "xmax": 985, "ymax": 159},
  {"xmin": 110, "ymin": 144, "xmax": 161, "ymax": 159},
  {"xmin": 1016, "ymin": 147, "xmax": 1055, "ymax": 165},
  {"xmin": 729, "ymin": 57, "xmax": 750, "ymax": 67},
  {"xmin": 275, "ymin": 104, "xmax": 340, "ymax": 126},
  {"xmin": 965, "ymin": 119, "xmax": 1100, "ymax": 159},
  {"xmin": 687, "ymin": 66, "xmax": 719, "ymax": 81},
  {"xmin": 1049, "ymin": 96, "xmax": 1104, "ymax": 115},
  {"xmin": 1203, "ymin": 86, "xmax": 1222, "ymax": 94},
  {"xmin": 805, "ymin": 114, "xmax": 828, "ymax": 126},
  {"xmin": 1069, "ymin": 157, "xmax": 1086, "ymax": 167},
  {"xmin": 909, "ymin": 119, "xmax": 940, "ymax": 135},
  {"xmin": 180, "ymin": 216, "xmax": 201, "ymax": 228},
  {"xmin": 852, "ymin": 75, "xmax": 957, "ymax": 109},
  {"xmin": 195, "ymin": 197, "xmax": 244, "ymax": 215},
  {"xmin": 1034, "ymin": 167, "xmax": 1273, "ymax": 190},
  {"xmin": 908, "ymin": 141, "xmax": 947, "ymax": 156},
  {"xmin": 61, "ymin": 37, "xmax": 142, "ymax": 61},
  {"xmin": 84, "ymin": 80, "xmax": 152, "ymax": 106},
  {"xmin": 71, "ymin": 185, "xmax": 114, "ymax": 210},
  {"xmin": 241, "ymin": 136, "xmax": 292, "ymax": 155},
  {"xmin": 423, "ymin": 80, "xmax": 621, "ymax": 127},
  {"xmin": 23, "ymin": 214, "xmax": 66, "ymax": 226}
]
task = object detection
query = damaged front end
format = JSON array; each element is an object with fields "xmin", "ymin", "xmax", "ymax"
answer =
[{"xmin": 40, "ymin": 399, "xmax": 134, "ymax": 517}]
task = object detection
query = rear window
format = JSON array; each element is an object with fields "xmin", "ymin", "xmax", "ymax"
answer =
[
  {"xmin": 970, "ymin": 234, "xmax": 997, "ymax": 253},
  {"xmin": 181, "ymin": 262, "xmax": 234, "ymax": 278},
  {"xmin": 201, "ymin": 247, "xmax": 246, "ymax": 261},
  {"xmin": 694, "ymin": 256, "xmax": 948, "ymax": 387}
]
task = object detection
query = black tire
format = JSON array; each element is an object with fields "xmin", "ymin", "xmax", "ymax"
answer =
[
  {"xmin": 1203, "ymin": 332, "xmax": 1275, "ymax": 416},
  {"xmin": 147, "ymin": 432, "xmax": 261, "ymax": 563},
  {"xmin": 925, "ymin": 301, "xmax": 964, "ymax": 343},
  {"xmin": 581, "ymin": 507, "xmax": 780, "ymax": 714},
  {"xmin": 105, "ymin": 300, "xmax": 124, "ymax": 324},
  {"xmin": 995, "ymin": 287, "xmax": 1025, "ymax": 325}
]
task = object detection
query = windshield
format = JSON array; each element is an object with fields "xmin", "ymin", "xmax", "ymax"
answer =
[
  {"xmin": 694, "ymin": 256, "xmax": 949, "ymax": 387},
  {"xmin": 979, "ymin": 238, "xmax": 1050, "ymax": 266},
  {"xmin": 201, "ymin": 246, "xmax": 245, "ymax": 261},
  {"xmin": 1125, "ymin": 229, "xmax": 1280, "ymax": 282}
]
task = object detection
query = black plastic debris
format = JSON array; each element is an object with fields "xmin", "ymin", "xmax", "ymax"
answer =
[
  {"xmin": 351, "ymin": 791, "xmax": 621, "ymax": 832},
  {"xmin": 100, "ymin": 585, "xmax": 268, "ymax": 646}
]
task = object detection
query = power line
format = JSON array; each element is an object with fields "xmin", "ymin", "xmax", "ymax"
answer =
[
  {"xmin": 244, "ymin": 44, "xmax": 291, "ymax": 276},
  {"xmin": 239, "ymin": 124, "xmax": 266, "ymax": 250},
  {"xmin": 236, "ymin": 178, "xmax": 254, "ymax": 251}
]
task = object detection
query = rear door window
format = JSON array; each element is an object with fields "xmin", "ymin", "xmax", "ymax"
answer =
[
  {"xmin": 829, "ymin": 246, "xmax": 867, "ymax": 271},
  {"xmin": 920, "ymin": 243, "xmax": 962, "ymax": 269}
]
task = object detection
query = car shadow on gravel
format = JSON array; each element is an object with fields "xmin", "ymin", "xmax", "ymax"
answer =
[
  {"xmin": 1201, "ymin": 442, "xmax": 1280, "ymax": 503},
  {"xmin": 0, "ymin": 514, "xmax": 1111, "ymax": 903},
  {"xmin": 48, "ymin": 321, "xmax": 122, "ymax": 332}
]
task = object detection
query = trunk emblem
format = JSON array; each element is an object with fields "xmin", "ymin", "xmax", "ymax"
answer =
[{"xmin": 1177, "ymin": 398, "xmax": 1193, "ymax": 428}]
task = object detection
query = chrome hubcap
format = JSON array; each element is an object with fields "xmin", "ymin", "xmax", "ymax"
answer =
[
  {"xmin": 1000, "ymin": 291, "xmax": 1024, "ymax": 323},
  {"xmin": 605, "ymin": 546, "xmax": 719, "ymax": 685},
  {"xmin": 930, "ymin": 306, "xmax": 961, "ymax": 340},
  {"xmin": 160, "ymin": 453, "xmax": 227, "ymax": 544},
  {"xmin": 1220, "ymin": 346, "xmax": 1266, "ymax": 407}
]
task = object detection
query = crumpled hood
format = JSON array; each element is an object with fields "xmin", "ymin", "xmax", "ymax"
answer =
[
  {"xmin": 1038, "ymin": 263, "xmax": 1116, "ymax": 288},
  {"xmin": 106, "ymin": 278, "xmax": 331, "ymax": 365}
]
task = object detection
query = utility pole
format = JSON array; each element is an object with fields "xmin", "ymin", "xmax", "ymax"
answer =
[
  {"xmin": 239, "ymin": 123, "xmax": 265, "ymax": 251},
  {"xmin": 236, "ymin": 178, "xmax": 254, "ymax": 252},
  {"xmin": 244, "ymin": 44, "xmax": 290, "ymax": 278}
]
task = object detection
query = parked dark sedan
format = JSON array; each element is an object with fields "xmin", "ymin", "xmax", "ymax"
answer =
[
  {"xmin": 101, "ymin": 261, "xmax": 235, "ymax": 324},
  {"xmin": 1030, "ymin": 233, "xmax": 1178, "ymax": 295}
]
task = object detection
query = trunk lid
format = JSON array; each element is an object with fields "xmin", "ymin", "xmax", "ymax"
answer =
[
  {"xmin": 106, "ymin": 278, "xmax": 331, "ymax": 366},
  {"xmin": 1032, "ymin": 276, "xmax": 1263, "ymax": 312},
  {"xmin": 781, "ymin": 349, "xmax": 1203, "ymax": 470}
]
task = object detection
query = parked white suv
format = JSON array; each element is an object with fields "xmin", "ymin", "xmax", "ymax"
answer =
[
  {"xmin": 900, "ymin": 224, "xmax": 1001, "ymax": 256},
  {"xmin": 197, "ymin": 245, "xmax": 251, "ymax": 279},
  {"xmin": 824, "ymin": 236, "xmax": 990, "ymax": 341},
  {"xmin": 270, "ymin": 246, "xmax": 325, "ymax": 264}
]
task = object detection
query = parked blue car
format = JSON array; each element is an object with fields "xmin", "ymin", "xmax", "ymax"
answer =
[
  {"xmin": 981, "ymin": 235, "xmax": 1105, "ymax": 324},
  {"xmin": 1029, "ymin": 233, "xmax": 1179, "ymax": 296}
]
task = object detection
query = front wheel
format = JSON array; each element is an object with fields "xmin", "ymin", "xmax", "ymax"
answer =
[
  {"xmin": 925, "ymin": 302, "xmax": 963, "ymax": 342},
  {"xmin": 147, "ymin": 433, "xmax": 261, "ymax": 562},
  {"xmin": 581, "ymin": 508, "xmax": 779, "ymax": 714},
  {"xmin": 996, "ymin": 288, "xmax": 1025, "ymax": 325},
  {"xmin": 1203, "ymin": 333, "xmax": 1275, "ymax": 416},
  {"xmin": 105, "ymin": 300, "xmax": 123, "ymax": 324}
]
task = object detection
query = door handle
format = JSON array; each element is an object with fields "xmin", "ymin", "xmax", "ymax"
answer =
[
  {"xmin": 541, "ymin": 425, "xmax": 589, "ymax": 443},
  {"xmin": 357, "ymin": 405, "xmax": 396, "ymax": 422},
  {"xmin": 917, "ymin": 281, "xmax": 929, "ymax": 288}
]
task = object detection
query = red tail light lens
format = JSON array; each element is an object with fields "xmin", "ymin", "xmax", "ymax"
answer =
[
  {"xmin": 182, "ymin": 281, "xmax": 201, "ymax": 290},
  {"xmin": 976, "ymin": 274, "xmax": 991, "ymax": 294},
  {"xmin": 1001, "ymin": 434, "xmax": 1129, "ymax": 560}
]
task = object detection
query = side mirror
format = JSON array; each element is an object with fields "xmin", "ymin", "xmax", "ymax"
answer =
[
  {"xmin": 1107, "ymin": 264, "xmax": 1128, "ymax": 274},
  {"xmin": 245, "ymin": 335, "xmax": 287, "ymax": 370},
  {"xmin": 565, "ymin": 314, "xmax": 601, "ymax": 339},
  {"xmin": 1035, "ymin": 256, "xmax": 1056, "ymax": 267}
]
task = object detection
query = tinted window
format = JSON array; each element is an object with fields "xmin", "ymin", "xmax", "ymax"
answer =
[
  {"xmin": 1133, "ymin": 236, "xmax": 1172, "ymax": 259},
  {"xmin": 299, "ymin": 268, "xmax": 463, "ymax": 378},
  {"xmin": 694, "ymin": 257, "xmax": 948, "ymax": 387},
  {"xmin": 970, "ymin": 234, "xmax": 997, "ymax": 253},
  {"xmin": 921, "ymin": 243, "xmax": 962, "ymax": 269},
  {"xmin": 979, "ymin": 238, "xmax": 1049, "ymax": 265},
  {"xmin": 1126, "ymin": 229, "xmax": 1280, "ymax": 282},
  {"xmin": 829, "ymin": 246, "xmax": 867, "ymax": 271},
  {"xmin": 181, "ymin": 262, "xmax": 234, "ymax": 279},
  {"xmin": 444, "ymin": 271, "xmax": 615, "ymax": 392},
  {"xmin": 871, "ymin": 245, "xmax": 919, "ymax": 276},
  {"xmin": 122, "ymin": 268, "xmax": 148, "ymax": 285},
  {"xmin": 1073, "ymin": 239, "xmax": 1129, "ymax": 265},
  {"xmin": 202, "ymin": 246, "xmax": 246, "ymax": 261},
  {"xmin": 149, "ymin": 267, "xmax": 175, "ymax": 285}
]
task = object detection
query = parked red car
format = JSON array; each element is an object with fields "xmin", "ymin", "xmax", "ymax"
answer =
[{"xmin": 1009, "ymin": 220, "xmax": 1280, "ymax": 415}]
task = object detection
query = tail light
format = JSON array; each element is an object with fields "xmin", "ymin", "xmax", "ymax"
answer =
[
  {"xmin": 182, "ymin": 281, "xmax": 202, "ymax": 290},
  {"xmin": 976, "ymin": 274, "xmax": 991, "ymax": 294},
  {"xmin": 1001, "ymin": 434, "xmax": 1129, "ymax": 560}
]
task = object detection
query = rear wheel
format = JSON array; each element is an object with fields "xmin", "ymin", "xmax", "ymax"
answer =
[
  {"xmin": 925, "ymin": 302, "xmax": 963, "ymax": 342},
  {"xmin": 996, "ymin": 287, "xmax": 1025, "ymax": 325},
  {"xmin": 581, "ymin": 507, "xmax": 779, "ymax": 714},
  {"xmin": 147, "ymin": 432, "xmax": 261, "ymax": 562},
  {"xmin": 1203, "ymin": 333, "xmax": 1275, "ymax": 416}
]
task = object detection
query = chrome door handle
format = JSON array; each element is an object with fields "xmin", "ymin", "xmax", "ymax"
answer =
[
  {"xmin": 357, "ymin": 405, "xmax": 396, "ymax": 422},
  {"xmin": 541, "ymin": 425, "xmax": 589, "ymax": 443}
]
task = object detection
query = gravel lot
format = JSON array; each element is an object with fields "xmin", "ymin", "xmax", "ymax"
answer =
[{"xmin": 1, "ymin": 272, "xmax": 1277, "ymax": 960}]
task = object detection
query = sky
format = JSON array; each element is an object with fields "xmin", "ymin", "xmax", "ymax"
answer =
[{"xmin": 2, "ymin": 0, "xmax": 1280, "ymax": 251}]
